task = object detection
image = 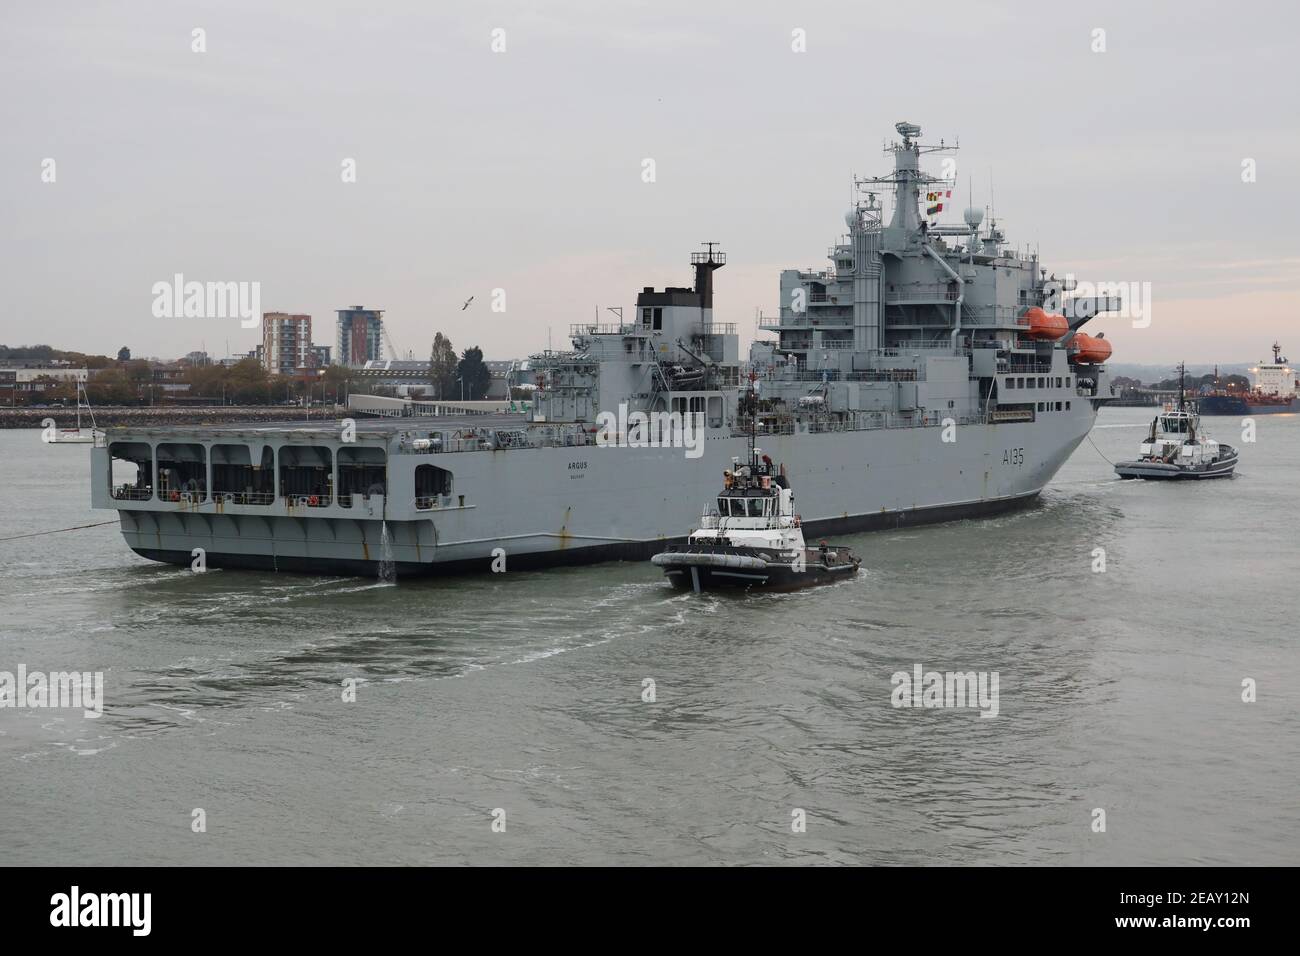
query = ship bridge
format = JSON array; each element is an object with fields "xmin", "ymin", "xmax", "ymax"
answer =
[{"xmin": 529, "ymin": 246, "xmax": 740, "ymax": 429}]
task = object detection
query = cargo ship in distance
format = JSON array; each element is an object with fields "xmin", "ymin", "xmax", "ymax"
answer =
[
  {"xmin": 91, "ymin": 121, "xmax": 1122, "ymax": 576},
  {"xmin": 1197, "ymin": 344, "xmax": 1298, "ymax": 415}
]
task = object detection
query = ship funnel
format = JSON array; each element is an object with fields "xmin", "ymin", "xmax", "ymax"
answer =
[{"xmin": 690, "ymin": 242, "xmax": 726, "ymax": 309}]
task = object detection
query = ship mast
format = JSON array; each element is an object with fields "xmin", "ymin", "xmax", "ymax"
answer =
[
  {"xmin": 747, "ymin": 369, "xmax": 758, "ymax": 470},
  {"xmin": 857, "ymin": 121, "xmax": 957, "ymax": 247}
]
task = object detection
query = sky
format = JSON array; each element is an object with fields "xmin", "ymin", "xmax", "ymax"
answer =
[{"xmin": 2, "ymin": 0, "xmax": 1297, "ymax": 366}]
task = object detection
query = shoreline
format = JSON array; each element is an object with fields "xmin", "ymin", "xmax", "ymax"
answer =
[{"xmin": 0, "ymin": 405, "xmax": 345, "ymax": 429}]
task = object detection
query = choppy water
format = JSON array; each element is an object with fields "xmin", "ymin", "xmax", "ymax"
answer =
[{"xmin": 2, "ymin": 408, "xmax": 1298, "ymax": 865}]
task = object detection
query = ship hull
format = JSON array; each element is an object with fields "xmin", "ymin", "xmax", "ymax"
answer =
[
  {"xmin": 1198, "ymin": 396, "xmax": 1296, "ymax": 415},
  {"xmin": 1245, "ymin": 401, "xmax": 1297, "ymax": 415},
  {"xmin": 104, "ymin": 404, "xmax": 1091, "ymax": 577},
  {"xmin": 122, "ymin": 490, "xmax": 1039, "ymax": 576}
]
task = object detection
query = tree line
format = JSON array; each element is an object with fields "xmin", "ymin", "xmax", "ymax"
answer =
[
  {"xmin": 3, "ymin": 338, "xmax": 500, "ymax": 405},
  {"xmin": 430, "ymin": 334, "xmax": 493, "ymax": 401}
]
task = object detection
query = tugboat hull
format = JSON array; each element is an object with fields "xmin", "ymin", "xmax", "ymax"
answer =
[
  {"xmin": 1114, "ymin": 447, "xmax": 1238, "ymax": 479},
  {"xmin": 651, "ymin": 547, "xmax": 859, "ymax": 592}
]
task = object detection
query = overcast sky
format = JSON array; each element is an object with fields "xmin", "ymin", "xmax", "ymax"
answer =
[{"xmin": 2, "ymin": 0, "xmax": 1297, "ymax": 365}]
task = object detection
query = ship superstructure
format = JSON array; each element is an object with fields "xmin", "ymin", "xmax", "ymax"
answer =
[
  {"xmin": 91, "ymin": 121, "xmax": 1122, "ymax": 576},
  {"xmin": 1252, "ymin": 343, "xmax": 1296, "ymax": 398},
  {"xmin": 748, "ymin": 122, "xmax": 1116, "ymax": 435}
]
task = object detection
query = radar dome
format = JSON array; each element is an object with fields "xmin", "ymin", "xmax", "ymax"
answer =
[
  {"xmin": 963, "ymin": 207, "xmax": 984, "ymax": 229},
  {"xmin": 844, "ymin": 208, "xmax": 858, "ymax": 230}
]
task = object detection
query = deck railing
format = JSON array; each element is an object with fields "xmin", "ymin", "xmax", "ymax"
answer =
[
  {"xmin": 747, "ymin": 411, "xmax": 985, "ymax": 437},
  {"xmin": 284, "ymin": 495, "xmax": 331, "ymax": 508},
  {"xmin": 213, "ymin": 491, "xmax": 275, "ymax": 505},
  {"xmin": 414, "ymin": 495, "xmax": 457, "ymax": 511},
  {"xmin": 569, "ymin": 323, "xmax": 639, "ymax": 337}
]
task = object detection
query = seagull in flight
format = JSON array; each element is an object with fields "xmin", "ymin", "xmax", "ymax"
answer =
[{"xmin": 461, "ymin": 296, "xmax": 474, "ymax": 310}]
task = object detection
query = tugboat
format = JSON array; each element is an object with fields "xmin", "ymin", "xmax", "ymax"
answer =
[
  {"xmin": 651, "ymin": 445, "xmax": 861, "ymax": 592},
  {"xmin": 1114, "ymin": 365, "xmax": 1238, "ymax": 480}
]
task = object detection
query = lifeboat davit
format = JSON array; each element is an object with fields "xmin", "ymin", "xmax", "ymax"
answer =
[
  {"xmin": 1022, "ymin": 307, "xmax": 1068, "ymax": 340},
  {"xmin": 1070, "ymin": 333, "xmax": 1112, "ymax": 364}
]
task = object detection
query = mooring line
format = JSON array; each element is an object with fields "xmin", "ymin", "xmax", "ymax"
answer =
[
  {"xmin": 0, "ymin": 519, "xmax": 119, "ymax": 542},
  {"xmin": 1086, "ymin": 432, "xmax": 1116, "ymax": 466}
]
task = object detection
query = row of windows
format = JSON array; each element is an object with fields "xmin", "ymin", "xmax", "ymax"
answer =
[
  {"xmin": 672, "ymin": 396, "xmax": 707, "ymax": 414},
  {"xmin": 641, "ymin": 307, "xmax": 663, "ymax": 331},
  {"xmin": 1036, "ymin": 401, "xmax": 1071, "ymax": 412},
  {"xmin": 716, "ymin": 497, "xmax": 774, "ymax": 518},
  {"xmin": 1006, "ymin": 375, "xmax": 1071, "ymax": 390}
]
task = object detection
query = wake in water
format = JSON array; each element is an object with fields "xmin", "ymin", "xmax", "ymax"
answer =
[{"xmin": 378, "ymin": 520, "xmax": 396, "ymax": 585}]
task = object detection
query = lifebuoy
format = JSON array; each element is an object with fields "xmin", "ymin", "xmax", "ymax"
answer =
[
  {"xmin": 169, "ymin": 490, "xmax": 180, "ymax": 502},
  {"xmin": 308, "ymin": 495, "xmax": 319, "ymax": 506}
]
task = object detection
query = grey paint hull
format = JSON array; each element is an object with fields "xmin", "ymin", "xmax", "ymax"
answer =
[
  {"xmin": 109, "ymin": 407, "xmax": 1092, "ymax": 577},
  {"xmin": 124, "ymin": 491, "xmax": 1041, "ymax": 576}
]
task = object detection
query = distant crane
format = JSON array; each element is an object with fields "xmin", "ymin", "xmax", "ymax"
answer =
[{"xmin": 381, "ymin": 323, "xmax": 412, "ymax": 361}]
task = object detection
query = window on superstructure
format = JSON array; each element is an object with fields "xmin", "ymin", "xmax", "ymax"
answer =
[
  {"xmin": 748, "ymin": 498, "xmax": 764, "ymax": 518},
  {"xmin": 653, "ymin": 308, "xmax": 663, "ymax": 331},
  {"xmin": 1055, "ymin": 402, "xmax": 1062, "ymax": 411},
  {"xmin": 642, "ymin": 308, "xmax": 652, "ymax": 327},
  {"xmin": 1005, "ymin": 378, "xmax": 1015, "ymax": 389},
  {"xmin": 1065, "ymin": 401, "xmax": 1071, "ymax": 410},
  {"xmin": 717, "ymin": 497, "xmax": 729, "ymax": 516},
  {"xmin": 1027, "ymin": 378, "xmax": 1035, "ymax": 389}
]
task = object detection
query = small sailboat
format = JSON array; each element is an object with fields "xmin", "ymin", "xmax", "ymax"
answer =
[
  {"xmin": 1114, "ymin": 364, "xmax": 1237, "ymax": 480},
  {"xmin": 48, "ymin": 382, "xmax": 98, "ymax": 444}
]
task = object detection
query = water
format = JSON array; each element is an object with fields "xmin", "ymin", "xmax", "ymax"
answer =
[
  {"xmin": 378, "ymin": 520, "xmax": 396, "ymax": 585},
  {"xmin": 2, "ymin": 408, "xmax": 1297, "ymax": 865}
]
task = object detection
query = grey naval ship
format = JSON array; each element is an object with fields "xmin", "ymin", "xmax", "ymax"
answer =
[{"xmin": 91, "ymin": 122, "xmax": 1121, "ymax": 577}]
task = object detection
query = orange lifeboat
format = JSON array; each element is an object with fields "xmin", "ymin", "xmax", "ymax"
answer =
[
  {"xmin": 1070, "ymin": 333, "xmax": 1112, "ymax": 364},
  {"xmin": 1022, "ymin": 307, "xmax": 1068, "ymax": 340}
]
